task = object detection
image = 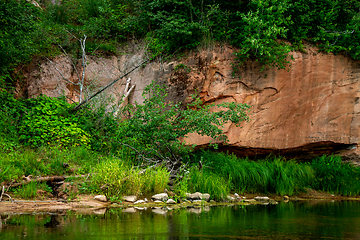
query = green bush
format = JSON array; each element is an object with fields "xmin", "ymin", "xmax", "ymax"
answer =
[
  {"xmin": 19, "ymin": 95, "xmax": 90, "ymax": 148},
  {"xmin": 0, "ymin": 0, "xmax": 40, "ymax": 84},
  {"xmin": 116, "ymin": 82, "xmax": 250, "ymax": 163},
  {"xmin": 310, "ymin": 155, "xmax": 360, "ymax": 196}
]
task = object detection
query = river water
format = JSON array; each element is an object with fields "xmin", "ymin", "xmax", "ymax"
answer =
[{"xmin": 1, "ymin": 201, "xmax": 360, "ymax": 239}]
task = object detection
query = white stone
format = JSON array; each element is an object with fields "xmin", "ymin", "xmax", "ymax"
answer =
[
  {"xmin": 186, "ymin": 192, "xmax": 202, "ymax": 200},
  {"xmin": 166, "ymin": 199, "xmax": 176, "ymax": 204},
  {"xmin": 227, "ymin": 196, "xmax": 235, "ymax": 201},
  {"xmin": 254, "ymin": 196, "xmax": 270, "ymax": 202},
  {"xmin": 134, "ymin": 200, "xmax": 145, "ymax": 204},
  {"xmin": 94, "ymin": 195, "xmax": 107, "ymax": 202},
  {"xmin": 152, "ymin": 193, "xmax": 168, "ymax": 201},
  {"xmin": 123, "ymin": 195, "xmax": 137, "ymax": 203},
  {"xmin": 202, "ymin": 193, "xmax": 210, "ymax": 201}
]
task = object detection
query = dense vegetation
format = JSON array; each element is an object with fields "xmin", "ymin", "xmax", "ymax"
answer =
[
  {"xmin": 1, "ymin": 0, "xmax": 360, "ymax": 201},
  {"xmin": 1, "ymin": 0, "xmax": 360, "ymax": 86},
  {"xmin": 1, "ymin": 87, "xmax": 360, "ymax": 200}
]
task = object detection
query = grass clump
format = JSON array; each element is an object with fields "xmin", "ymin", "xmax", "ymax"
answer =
[
  {"xmin": 310, "ymin": 155, "xmax": 360, "ymax": 196},
  {"xmin": 190, "ymin": 151, "xmax": 315, "ymax": 196},
  {"xmin": 89, "ymin": 160, "xmax": 169, "ymax": 198},
  {"xmin": 186, "ymin": 167, "xmax": 231, "ymax": 201}
]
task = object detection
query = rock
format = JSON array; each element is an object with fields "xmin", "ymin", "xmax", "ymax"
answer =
[
  {"xmin": 227, "ymin": 196, "xmax": 236, "ymax": 202},
  {"xmin": 166, "ymin": 199, "xmax": 176, "ymax": 204},
  {"xmin": 144, "ymin": 198, "xmax": 148, "ymax": 202},
  {"xmin": 134, "ymin": 207, "xmax": 147, "ymax": 210},
  {"xmin": 94, "ymin": 195, "xmax": 107, "ymax": 202},
  {"xmin": 234, "ymin": 193, "xmax": 239, "ymax": 198},
  {"xmin": 186, "ymin": 192, "xmax": 210, "ymax": 201},
  {"xmin": 244, "ymin": 199, "xmax": 256, "ymax": 203},
  {"xmin": 93, "ymin": 208, "xmax": 106, "ymax": 215},
  {"xmin": 122, "ymin": 207, "xmax": 137, "ymax": 213},
  {"xmin": 202, "ymin": 193, "xmax": 211, "ymax": 202},
  {"xmin": 27, "ymin": 44, "xmax": 360, "ymax": 160},
  {"xmin": 154, "ymin": 200, "xmax": 163, "ymax": 204},
  {"xmin": 283, "ymin": 196, "xmax": 289, "ymax": 202},
  {"xmin": 152, "ymin": 193, "xmax": 168, "ymax": 201},
  {"xmin": 123, "ymin": 195, "xmax": 137, "ymax": 203},
  {"xmin": 152, "ymin": 208, "xmax": 167, "ymax": 215},
  {"xmin": 255, "ymin": 196, "xmax": 270, "ymax": 202},
  {"xmin": 134, "ymin": 200, "xmax": 145, "ymax": 204}
]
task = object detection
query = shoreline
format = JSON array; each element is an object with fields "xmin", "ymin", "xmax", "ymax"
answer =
[{"xmin": 1, "ymin": 191, "xmax": 360, "ymax": 215}]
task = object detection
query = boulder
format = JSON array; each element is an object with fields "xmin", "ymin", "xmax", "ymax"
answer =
[
  {"xmin": 123, "ymin": 195, "xmax": 137, "ymax": 203},
  {"xmin": 166, "ymin": 199, "xmax": 176, "ymax": 204},
  {"xmin": 152, "ymin": 193, "xmax": 168, "ymax": 201},
  {"xmin": 94, "ymin": 195, "xmax": 107, "ymax": 202},
  {"xmin": 227, "ymin": 196, "xmax": 236, "ymax": 202},
  {"xmin": 254, "ymin": 196, "xmax": 270, "ymax": 202},
  {"xmin": 186, "ymin": 192, "xmax": 210, "ymax": 201},
  {"xmin": 202, "ymin": 193, "xmax": 211, "ymax": 201}
]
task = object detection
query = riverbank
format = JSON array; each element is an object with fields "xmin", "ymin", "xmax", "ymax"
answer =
[{"xmin": 2, "ymin": 189, "xmax": 360, "ymax": 215}]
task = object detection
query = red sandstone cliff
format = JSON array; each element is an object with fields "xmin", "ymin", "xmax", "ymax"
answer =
[{"xmin": 24, "ymin": 43, "xmax": 360, "ymax": 160}]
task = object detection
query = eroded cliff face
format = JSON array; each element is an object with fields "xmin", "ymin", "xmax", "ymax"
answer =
[{"xmin": 25, "ymin": 43, "xmax": 360, "ymax": 160}]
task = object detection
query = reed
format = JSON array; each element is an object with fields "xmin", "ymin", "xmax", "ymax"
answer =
[
  {"xmin": 310, "ymin": 155, "xmax": 360, "ymax": 196},
  {"xmin": 192, "ymin": 151, "xmax": 315, "ymax": 196}
]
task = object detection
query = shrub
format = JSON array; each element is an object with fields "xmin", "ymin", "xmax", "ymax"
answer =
[{"xmin": 19, "ymin": 95, "xmax": 90, "ymax": 148}]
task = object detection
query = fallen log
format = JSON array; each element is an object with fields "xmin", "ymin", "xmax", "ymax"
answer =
[{"xmin": 2, "ymin": 176, "xmax": 66, "ymax": 189}]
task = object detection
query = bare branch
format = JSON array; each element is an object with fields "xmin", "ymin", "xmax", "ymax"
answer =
[
  {"xmin": 73, "ymin": 59, "xmax": 149, "ymax": 112},
  {"xmin": 46, "ymin": 58, "xmax": 76, "ymax": 85}
]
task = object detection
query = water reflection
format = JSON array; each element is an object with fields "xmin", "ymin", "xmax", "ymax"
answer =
[{"xmin": 1, "ymin": 201, "xmax": 360, "ymax": 239}]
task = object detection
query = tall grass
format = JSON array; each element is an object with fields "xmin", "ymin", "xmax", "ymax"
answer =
[
  {"xmin": 90, "ymin": 160, "xmax": 169, "ymax": 197},
  {"xmin": 191, "ymin": 151, "xmax": 315, "ymax": 196},
  {"xmin": 186, "ymin": 167, "xmax": 231, "ymax": 201},
  {"xmin": 310, "ymin": 155, "xmax": 360, "ymax": 196}
]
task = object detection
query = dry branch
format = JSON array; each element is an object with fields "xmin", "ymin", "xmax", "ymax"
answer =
[{"xmin": 73, "ymin": 59, "xmax": 149, "ymax": 112}]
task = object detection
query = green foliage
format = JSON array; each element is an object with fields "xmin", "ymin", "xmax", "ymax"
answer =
[
  {"xmin": 0, "ymin": 0, "xmax": 40, "ymax": 84},
  {"xmin": 19, "ymin": 95, "xmax": 90, "ymax": 148},
  {"xmin": 0, "ymin": 144, "xmax": 100, "ymax": 183},
  {"xmin": 118, "ymin": 82, "xmax": 250, "ymax": 161},
  {"xmin": 2, "ymin": 0, "xmax": 360, "ymax": 81},
  {"xmin": 310, "ymin": 155, "xmax": 360, "ymax": 196},
  {"xmin": 10, "ymin": 181, "xmax": 52, "ymax": 199},
  {"xmin": 233, "ymin": 0, "xmax": 292, "ymax": 70}
]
